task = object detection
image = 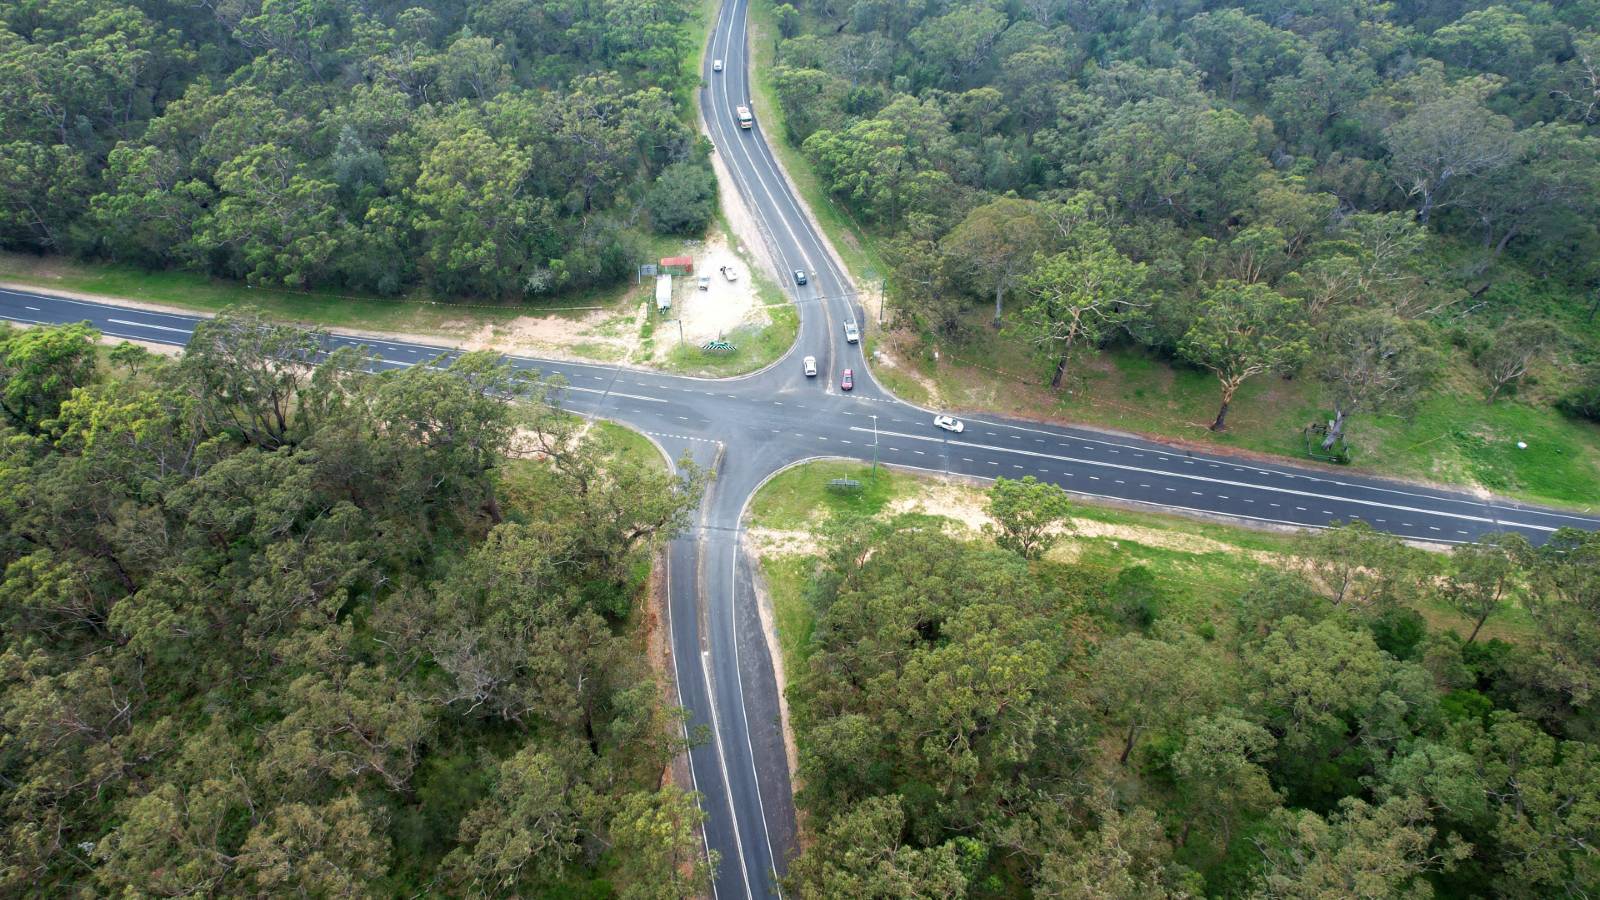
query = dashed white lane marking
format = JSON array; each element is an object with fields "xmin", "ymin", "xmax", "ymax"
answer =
[
  {"xmin": 25, "ymin": 306, "xmax": 40, "ymax": 311},
  {"xmin": 645, "ymin": 432, "xmax": 719, "ymax": 444}
]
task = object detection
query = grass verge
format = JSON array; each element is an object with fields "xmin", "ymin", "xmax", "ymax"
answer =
[
  {"xmin": 0, "ymin": 251, "xmax": 548, "ymax": 336},
  {"xmin": 590, "ymin": 420, "xmax": 668, "ymax": 472}
]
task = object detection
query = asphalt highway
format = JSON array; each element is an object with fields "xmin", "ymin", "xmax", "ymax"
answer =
[
  {"xmin": 3, "ymin": 1, "xmax": 1598, "ymax": 894},
  {"xmin": 5, "ymin": 282, "xmax": 1599, "ymax": 900}
]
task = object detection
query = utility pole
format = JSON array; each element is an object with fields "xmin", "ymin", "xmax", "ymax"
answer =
[{"xmin": 677, "ymin": 317, "xmax": 684, "ymax": 346}]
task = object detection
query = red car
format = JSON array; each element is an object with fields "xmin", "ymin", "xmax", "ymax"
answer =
[{"xmin": 841, "ymin": 368, "xmax": 854, "ymax": 391}]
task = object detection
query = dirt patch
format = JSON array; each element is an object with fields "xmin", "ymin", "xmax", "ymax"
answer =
[
  {"xmin": 448, "ymin": 303, "xmax": 642, "ymax": 362},
  {"xmin": 706, "ymin": 146, "xmax": 779, "ymax": 280},
  {"xmin": 885, "ymin": 480, "xmax": 990, "ymax": 532},
  {"xmin": 745, "ymin": 527, "xmax": 822, "ymax": 558},
  {"xmin": 878, "ymin": 474, "xmax": 1292, "ymax": 563},
  {"xmin": 648, "ymin": 234, "xmax": 769, "ymax": 360},
  {"xmin": 874, "ymin": 330, "xmax": 945, "ymax": 404},
  {"xmin": 1063, "ymin": 519, "xmax": 1280, "ymax": 563}
]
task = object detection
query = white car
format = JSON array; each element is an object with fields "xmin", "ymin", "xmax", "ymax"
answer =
[
  {"xmin": 721, "ymin": 265, "xmax": 738, "ymax": 281},
  {"xmin": 803, "ymin": 355, "xmax": 817, "ymax": 377},
  {"xmin": 843, "ymin": 320, "xmax": 859, "ymax": 343},
  {"xmin": 713, "ymin": 59, "xmax": 724, "ymax": 72},
  {"xmin": 933, "ymin": 415, "xmax": 964, "ymax": 433}
]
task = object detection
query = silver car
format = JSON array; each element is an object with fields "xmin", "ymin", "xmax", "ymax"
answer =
[{"xmin": 803, "ymin": 355, "xmax": 817, "ymax": 377}]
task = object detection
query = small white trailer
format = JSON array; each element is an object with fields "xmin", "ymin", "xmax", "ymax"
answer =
[{"xmin": 655, "ymin": 274, "xmax": 672, "ymax": 313}]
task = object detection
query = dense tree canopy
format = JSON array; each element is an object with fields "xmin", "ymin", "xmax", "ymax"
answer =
[
  {"xmin": 0, "ymin": 316, "xmax": 708, "ymax": 895},
  {"xmin": 774, "ymin": 0, "xmax": 1600, "ymax": 435},
  {"xmin": 782, "ymin": 483, "xmax": 1600, "ymax": 896},
  {"xmin": 0, "ymin": 0, "xmax": 713, "ymax": 298}
]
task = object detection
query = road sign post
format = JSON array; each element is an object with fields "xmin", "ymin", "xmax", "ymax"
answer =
[{"xmin": 870, "ymin": 414, "xmax": 879, "ymax": 478}]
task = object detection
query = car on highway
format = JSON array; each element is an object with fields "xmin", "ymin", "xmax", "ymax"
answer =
[
  {"xmin": 840, "ymin": 368, "xmax": 854, "ymax": 391},
  {"xmin": 843, "ymin": 320, "xmax": 859, "ymax": 343},
  {"xmin": 933, "ymin": 415, "xmax": 964, "ymax": 433},
  {"xmin": 803, "ymin": 355, "xmax": 817, "ymax": 377},
  {"xmin": 713, "ymin": 58, "xmax": 723, "ymax": 72},
  {"xmin": 793, "ymin": 269, "xmax": 807, "ymax": 285}
]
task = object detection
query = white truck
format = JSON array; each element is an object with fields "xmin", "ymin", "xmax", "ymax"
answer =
[
  {"xmin": 736, "ymin": 105, "xmax": 753, "ymax": 129},
  {"xmin": 655, "ymin": 274, "xmax": 672, "ymax": 313}
]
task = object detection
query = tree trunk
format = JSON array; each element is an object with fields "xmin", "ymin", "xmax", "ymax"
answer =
[
  {"xmin": 993, "ymin": 280, "xmax": 1004, "ymax": 329},
  {"xmin": 1320, "ymin": 407, "xmax": 1347, "ymax": 451},
  {"xmin": 1050, "ymin": 353, "xmax": 1069, "ymax": 390},
  {"xmin": 1210, "ymin": 381, "xmax": 1239, "ymax": 432},
  {"xmin": 1466, "ymin": 610, "xmax": 1490, "ymax": 644},
  {"xmin": 1417, "ymin": 190, "xmax": 1435, "ymax": 225},
  {"xmin": 1119, "ymin": 724, "xmax": 1138, "ymax": 764}
]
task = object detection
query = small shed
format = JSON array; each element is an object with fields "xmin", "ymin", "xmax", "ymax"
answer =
[
  {"xmin": 659, "ymin": 256, "xmax": 694, "ymax": 275},
  {"xmin": 654, "ymin": 274, "xmax": 672, "ymax": 312}
]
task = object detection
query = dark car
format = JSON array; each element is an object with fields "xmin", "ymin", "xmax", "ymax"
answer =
[
  {"xmin": 841, "ymin": 368, "xmax": 854, "ymax": 391},
  {"xmin": 793, "ymin": 269, "xmax": 807, "ymax": 285}
]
